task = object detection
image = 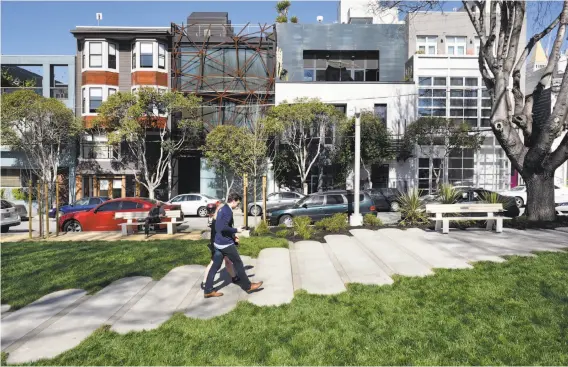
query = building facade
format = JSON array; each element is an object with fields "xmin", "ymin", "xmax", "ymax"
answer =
[
  {"xmin": 0, "ymin": 55, "xmax": 76, "ymax": 201},
  {"xmin": 71, "ymin": 26, "xmax": 171, "ymax": 200}
]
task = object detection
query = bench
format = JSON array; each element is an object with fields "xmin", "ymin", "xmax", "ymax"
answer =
[
  {"xmin": 425, "ymin": 203, "xmax": 510, "ymax": 234},
  {"xmin": 115, "ymin": 210, "xmax": 186, "ymax": 236}
]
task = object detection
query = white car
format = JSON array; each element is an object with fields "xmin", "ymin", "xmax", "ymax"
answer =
[
  {"xmin": 1, "ymin": 200, "xmax": 21, "ymax": 233},
  {"xmin": 168, "ymin": 193, "xmax": 219, "ymax": 217},
  {"xmin": 498, "ymin": 185, "xmax": 568, "ymax": 208},
  {"xmin": 556, "ymin": 201, "xmax": 568, "ymax": 216}
]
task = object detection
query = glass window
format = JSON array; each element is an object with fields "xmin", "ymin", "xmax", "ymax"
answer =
[
  {"xmin": 349, "ymin": 17, "xmax": 373, "ymax": 24},
  {"xmin": 451, "ymin": 77, "xmax": 464, "ymax": 86},
  {"xmin": 374, "ymin": 104, "xmax": 387, "ymax": 124},
  {"xmin": 108, "ymin": 88, "xmax": 116, "ymax": 97},
  {"xmin": 50, "ymin": 65, "xmax": 68, "ymax": 99},
  {"xmin": 97, "ymin": 201, "xmax": 121, "ymax": 212},
  {"xmin": 158, "ymin": 44, "xmax": 166, "ymax": 69},
  {"xmin": 89, "ymin": 88, "xmax": 102, "ymax": 113},
  {"xmin": 140, "ymin": 42, "xmax": 153, "ymax": 68},
  {"xmin": 446, "ymin": 36, "xmax": 466, "ymax": 55},
  {"xmin": 82, "ymin": 88, "xmax": 86, "ymax": 114},
  {"xmin": 465, "ymin": 78, "xmax": 478, "ymax": 86},
  {"xmin": 88, "ymin": 198, "xmax": 101, "ymax": 205},
  {"xmin": 188, "ymin": 195, "xmax": 200, "ymax": 201},
  {"xmin": 417, "ymin": 36, "xmax": 437, "ymax": 54},
  {"xmin": 433, "ymin": 77, "xmax": 446, "ymax": 86},
  {"xmin": 475, "ymin": 37, "xmax": 481, "ymax": 54},
  {"xmin": 281, "ymin": 192, "xmax": 298, "ymax": 199},
  {"xmin": 108, "ymin": 43, "xmax": 117, "ymax": 69},
  {"xmin": 132, "ymin": 43, "xmax": 136, "ymax": 69},
  {"xmin": 306, "ymin": 195, "xmax": 325, "ymax": 206},
  {"xmin": 75, "ymin": 198, "xmax": 90, "ymax": 206},
  {"xmin": 326, "ymin": 195, "xmax": 345, "ymax": 205},
  {"xmin": 419, "ymin": 77, "xmax": 432, "ymax": 86},
  {"xmin": 304, "ymin": 69, "xmax": 314, "ymax": 82},
  {"xmin": 89, "ymin": 42, "xmax": 103, "ymax": 68},
  {"xmin": 268, "ymin": 193, "xmax": 280, "ymax": 201},
  {"xmin": 121, "ymin": 201, "xmax": 139, "ymax": 210}
]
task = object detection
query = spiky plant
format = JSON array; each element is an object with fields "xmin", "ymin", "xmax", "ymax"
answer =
[
  {"xmin": 398, "ymin": 189, "xmax": 429, "ymax": 227},
  {"xmin": 438, "ymin": 184, "xmax": 461, "ymax": 204}
]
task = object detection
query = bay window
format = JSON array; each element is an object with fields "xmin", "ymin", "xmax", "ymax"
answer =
[
  {"xmin": 140, "ymin": 42, "xmax": 153, "ymax": 68},
  {"xmin": 158, "ymin": 43, "xmax": 166, "ymax": 69},
  {"xmin": 108, "ymin": 43, "xmax": 117, "ymax": 69},
  {"xmin": 132, "ymin": 43, "xmax": 137, "ymax": 69},
  {"xmin": 89, "ymin": 42, "xmax": 103, "ymax": 68},
  {"xmin": 89, "ymin": 88, "xmax": 103, "ymax": 113}
]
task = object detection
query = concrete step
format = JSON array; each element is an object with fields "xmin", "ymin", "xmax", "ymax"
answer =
[
  {"xmin": 415, "ymin": 229, "xmax": 506, "ymax": 263},
  {"xmin": 324, "ymin": 235, "xmax": 393, "ymax": 285},
  {"xmin": 294, "ymin": 241, "xmax": 346, "ymax": 295},
  {"xmin": 455, "ymin": 230, "xmax": 537, "ymax": 257},
  {"xmin": 7, "ymin": 277, "xmax": 152, "ymax": 364},
  {"xmin": 247, "ymin": 248, "xmax": 294, "ymax": 306},
  {"xmin": 350, "ymin": 229, "xmax": 433, "ymax": 277},
  {"xmin": 112, "ymin": 265, "xmax": 205, "ymax": 334},
  {"xmin": 506, "ymin": 229, "xmax": 568, "ymax": 249},
  {"xmin": 381, "ymin": 228, "xmax": 472, "ymax": 269},
  {"xmin": 1, "ymin": 289, "xmax": 86, "ymax": 352}
]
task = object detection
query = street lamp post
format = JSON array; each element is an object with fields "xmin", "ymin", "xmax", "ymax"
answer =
[{"xmin": 350, "ymin": 107, "xmax": 363, "ymax": 226}]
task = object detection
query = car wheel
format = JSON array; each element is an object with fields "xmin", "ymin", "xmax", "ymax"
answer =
[
  {"xmin": 250, "ymin": 205, "xmax": 262, "ymax": 216},
  {"xmin": 64, "ymin": 220, "xmax": 82, "ymax": 232},
  {"xmin": 279, "ymin": 214, "xmax": 293, "ymax": 227},
  {"xmin": 390, "ymin": 202, "xmax": 400, "ymax": 212},
  {"xmin": 1, "ymin": 226, "xmax": 8, "ymax": 233},
  {"xmin": 197, "ymin": 206, "xmax": 208, "ymax": 217},
  {"xmin": 515, "ymin": 197, "xmax": 524, "ymax": 208}
]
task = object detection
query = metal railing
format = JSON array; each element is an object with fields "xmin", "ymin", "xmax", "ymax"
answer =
[
  {"xmin": 182, "ymin": 24, "xmax": 272, "ymax": 38},
  {"xmin": 81, "ymin": 144, "xmax": 119, "ymax": 160}
]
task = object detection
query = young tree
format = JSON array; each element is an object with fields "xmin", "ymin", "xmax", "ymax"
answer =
[
  {"xmin": 95, "ymin": 87, "xmax": 201, "ymax": 199},
  {"xmin": 380, "ymin": 1, "xmax": 568, "ymax": 220},
  {"xmin": 265, "ymin": 98, "xmax": 343, "ymax": 194},
  {"xmin": 1, "ymin": 90, "xmax": 82, "ymax": 196},
  {"xmin": 335, "ymin": 111, "xmax": 395, "ymax": 189},
  {"xmin": 402, "ymin": 117, "xmax": 484, "ymax": 194},
  {"xmin": 276, "ymin": 0, "xmax": 299, "ymax": 23}
]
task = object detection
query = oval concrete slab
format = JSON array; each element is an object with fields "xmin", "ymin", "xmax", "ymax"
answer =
[
  {"xmin": 247, "ymin": 248, "xmax": 294, "ymax": 306},
  {"xmin": 294, "ymin": 241, "xmax": 346, "ymax": 295}
]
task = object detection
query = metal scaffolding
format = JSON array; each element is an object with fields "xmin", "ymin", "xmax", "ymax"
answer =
[{"xmin": 171, "ymin": 22, "xmax": 276, "ymax": 131}]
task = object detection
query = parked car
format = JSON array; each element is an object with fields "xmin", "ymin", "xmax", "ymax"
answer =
[
  {"xmin": 425, "ymin": 187, "xmax": 520, "ymax": 218},
  {"xmin": 556, "ymin": 200, "xmax": 568, "ymax": 216},
  {"xmin": 365, "ymin": 188, "xmax": 402, "ymax": 212},
  {"xmin": 168, "ymin": 193, "xmax": 220, "ymax": 217},
  {"xmin": 498, "ymin": 185, "xmax": 568, "ymax": 208},
  {"xmin": 48, "ymin": 197, "xmax": 110, "ymax": 218},
  {"xmin": 247, "ymin": 191, "xmax": 305, "ymax": 216},
  {"xmin": 1, "ymin": 200, "xmax": 21, "ymax": 233},
  {"xmin": 9, "ymin": 202, "xmax": 28, "ymax": 221},
  {"xmin": 58, "ymin": 197, "xmax": 182, "ymax": 232},
  {"xmin": 267, "ymin": 190, "xmax": 377, "ymax": 227}
]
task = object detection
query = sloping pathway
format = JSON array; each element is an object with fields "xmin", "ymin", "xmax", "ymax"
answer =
[{"xmin": 2, "ymin": 227, "xmax": 567, "ymax": 364}]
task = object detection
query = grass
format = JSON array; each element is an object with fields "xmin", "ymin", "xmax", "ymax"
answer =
[
  {"xmin": 0, "ymin": 237, "xmax": 288, "ymax": 310},
  {"xmin": 10, "ymin": 252, "xmax": 568, "ymax": 365}
]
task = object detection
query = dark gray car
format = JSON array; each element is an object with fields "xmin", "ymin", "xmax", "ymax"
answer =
[{"xmin": 248, "ymin": 192, "xmax": 304, "ymax": 216}]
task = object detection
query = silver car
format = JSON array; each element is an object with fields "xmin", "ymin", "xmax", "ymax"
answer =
[
  {"xmin": 247, "ymin": 192, "xmax": 304, "ymax": 216},
  {"xmin": 1, "ymin": 200, "xmax": 21, "ymax": 233}
]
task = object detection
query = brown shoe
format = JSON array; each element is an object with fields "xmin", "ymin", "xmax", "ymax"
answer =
[
  {"xmin": 204, "ymin": 291, "xmax": 224, "ymax": 298},
  {"xmin": 246, "ymin": 281, "xmax": 263, "ymax": 293}
]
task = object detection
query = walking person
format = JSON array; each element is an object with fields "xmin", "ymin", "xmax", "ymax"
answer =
[
  {"xmin": 145, "ymin": 201, "xmax": 166, "ymax": 237},
  {"xmin": 201, "ymin": 201, "xmax": 239, "ymax": 289},
  {"xmin": 204, "ymin": 193, "xmax": 263, "ymax": 298}
]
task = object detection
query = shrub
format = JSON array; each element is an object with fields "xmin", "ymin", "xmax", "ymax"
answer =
[
  {"xmin": 293, "ymin": 216, "xmax": 314, "ymax": 240},
  {"xmin": 363, "ymin": 213, "xmax": 383, "ymax": 227},
  {"xmin": 11, "ymin": 188, "xmax": 27, "ymax": 201},
  {"xmin": 480, "ymin": 191, "xmax": 505, "ymax": 204},
  {"xmin": 276, "ymin": 229, "xmax": 290, "ymax": 238},
  {"xmin": 439, "ymin": 184, "xmax": 461, "ymax": 204},
  {"xmin": 398, "ymin": 189, "xmax": 429, "ymax": 227},
  {"xmin": 252, "ymin": 220, "xmax": 270, "ymax": 236},
  {"xmin": 315, "ymin": 213, "xmax": 348, "ymax": 232},
  {"xmin": 0, "ymin": 188, "xmax": 5, "ymax": 199}
]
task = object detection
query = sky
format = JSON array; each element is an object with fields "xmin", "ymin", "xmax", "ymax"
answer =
[{"xmin": 1, "ymin": 1, "xmax": 565, "ymax": 56}]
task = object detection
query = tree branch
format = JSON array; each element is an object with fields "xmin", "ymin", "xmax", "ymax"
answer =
[{"xmin": 547, "ymin": 132, "xmax": 568, "ymax": 171}]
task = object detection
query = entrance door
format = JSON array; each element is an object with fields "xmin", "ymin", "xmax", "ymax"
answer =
[{"xmin": 371, "ymin": 164, "xmax": 389, "ymax": 189}]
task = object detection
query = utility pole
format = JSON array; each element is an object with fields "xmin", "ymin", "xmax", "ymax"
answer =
[{"xmin": 350, "ymin": 107, "xmax": 363, "ymax": 226}]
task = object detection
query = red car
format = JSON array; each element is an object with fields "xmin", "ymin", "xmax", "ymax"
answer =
[{"xmin": 59, "ymin": 197, "xmax": 182, "ymax": 232}]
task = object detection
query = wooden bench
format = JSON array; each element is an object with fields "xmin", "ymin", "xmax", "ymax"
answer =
[
  {"xmin": 115, "ymin": 210, "xmax": 186, "ymax": 236},
  {"xmin": 425, "ymin": 203, "xmax": 509, "ymax": 234}
]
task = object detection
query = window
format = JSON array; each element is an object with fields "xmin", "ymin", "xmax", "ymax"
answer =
[
  {"xmin": 89, "ymin": 42, "xmax": 103, "ymax": 68},
  {"xmin": 108, "ymin": 88, "xmax": 117, "ymax": 97},
  {"xmin": 0, "ymin": 168, "xmax": 20, "ymax": 187},
  {"xmin": 132, "ymin": 43, "xmax": 136, "ymax": 69},
  {"xmin": 474, "ymin": 37, "xmax": 481, "ymax": 54},
  {"xmin": 121, "ymin": 201, "xmax": 139, "ymax": 210},
  {"xmin": 89, "ymin": 88, "xmax": 102, "ymax": 113},
  {"xmin": 170, "ymin": 196, "xmax": 185, "ymax": 203},
  {"xmin": 75, "ymin": 198, "xmax": 90, "ymax": 206},
  {"xmin": 158, "ymin": 44, "xmax": 166, "ymax": 69},
  {"xmin": 89, "ymin": 198, "xmax": 102, "ymax": 205},
  {"xmin": 187, "ymin": 195, "xmax": 200, "ymax": 201},
  {"xmin": 50, "ymin": 65, "xmax": 68, "ymax": 99},
  {"xmin": 349, "ymin": 17, "xmax": 373, "ymax": 24},
  {"xmin": 305, "ymin": 195, "xmax": 325, "ymax": 206},
  {"xmin": 82, "ymin": 88, "xmax": 86, "ymax": 114},
  {"xmin": 97, "ymin": 201, "xmax": 121, "ymax": 212},
  {"xmin": 449, "ymin": 77, "xmax": 479, "ymax": 128},
  {"xmin": 446, "ymin": 36, "xmax": 466, "ymax": 55},
  {"xmin": 448, "ymin": 149, "xmax": 475, "ymax": 186},
  {"xmin": 281, "ymin": 192, "xmax": 298, "ymax": 199},
  {"xmin": 268, "ymin": 193, "xmax": 280, "ymax": 201},
  {"xmin": 302, "ymin": 50, "xmax": 379, "ymax": 82},
  {"xmin": 140, "ymin": 42, "xmax": 153, "ymax": 68},
  {"xmin": 108, "ymin": 43, "xmax": 117, "ymax": 69},
  {"xmin": 374, "ymin": 104, "xmax": 387, "ymax": 125},
  {"xmin": 325, "ymin": 195, "xmax": 345, "ymax": 205},
  {"xmin": 418, "ymin": 77, "xmax": 446, "ymax": 118},
  {"xmin": 417, "ymin": 36, "xmax": 437, "ymax": 55}
]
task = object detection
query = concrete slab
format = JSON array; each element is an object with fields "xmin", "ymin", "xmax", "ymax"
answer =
[
  {"xmin": 288, "ymin": 241, "xmax": 302, "ymax": 292},
  {"xmin": 184, "ymin": 261, "xmax": 242, "ymax": 320},
  {"xmin": 7, "ymin": 277, "xmax": 152, "ymax": 364},
  {"xmin": 350, "ymin": 229, "xmax": 433, "ymax": 277},
  {"xmin": 1, "ymin": 289, "xmax": 86, "ymax": 351},
  {"xmin": 238, "ymin": 256, "xmax": 258, "ymax": 302},
  {"xmin": 248, "ymin": 248, "xmax": 295, "ymax": 306},
  {"xmin": 555, "ymin": 227, "xmax": 568, "ymax": 234},
  {"xmin": 455, "ymin": 230, "xmax": 537, "ymax": 257},
  {"xmin": 1, "ymin": 304, "xmax": 11, "ymax": 314},
  {"xmin": 294, "ymin": 241, "xmax": 346, "ymax": 295},
  {"xmin": 407, "ymin": 228, "xmax": 506, "ymax": 263},
  {"xmin": 112, "ymin": 265, "xmax": 204, "ymax": 334},
  {"xmin": 380, "ymin": 229, "xmax": 472, "ymax": 270},
  {"xmin": 324, "ymin": 235, "xmax": 393, "ymax": 285},
  {"xmin": 496, "ymin": 229, "xmax": 567, "ymax": 252}
]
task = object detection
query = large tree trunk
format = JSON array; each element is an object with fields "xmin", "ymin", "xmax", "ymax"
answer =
[
  {"xmin": 524, "ymin": 172, "xmax": 556, "ymax": 221},
  {"xmin": 302, "ymin": 181, "xmax": 308, "ymax": 195}
]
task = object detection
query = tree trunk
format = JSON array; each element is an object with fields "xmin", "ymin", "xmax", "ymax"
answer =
[
  {"xmin": 318, "ymin": 166, "xmax": 324, "ymax": 192},
  {"xmin": 524, "ymin": 172, "xmax": 556, "ymax": 221},
  {"xmin": 303, "ymin": 181, "xmax": 308, "ymax": 195},
  {"xmin": 148, "ymin": 186, "xmax": 155, "ymax": 200},
  {"xmin": 167, "ymin": 156, "xmax": 173, "ymax": 200}
]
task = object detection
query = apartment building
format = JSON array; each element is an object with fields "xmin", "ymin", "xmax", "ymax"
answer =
[
  {"xmin": 404, "ymin": 9, "xmax": 527, "ymax": 192},
  {"xmin": 0, "ymin": 55, "xmax": 76, "ymax": 201},
  {"xmin": 275, "ymin": 9, "xmax": 416, "ymax": 192},
  {"xmin": 70, "ymin": 26, "xmax": 171, "ymax": 200}
]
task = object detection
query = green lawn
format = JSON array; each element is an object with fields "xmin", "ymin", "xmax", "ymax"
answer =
[
  {"xmin": 0, "ymin": 237, "xmax": 288, "ymax": 310},
  {"xmin": 9, "ymin": 252, "xmax": 568, "ymax": 365}
]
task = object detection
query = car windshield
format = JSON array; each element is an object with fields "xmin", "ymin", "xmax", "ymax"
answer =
[
  {"xmin": 75, "ymin": 198, "xmax": 90, "ymax": 206},
  {"xmin": 294, "ymin": 196, "xmax": 310, "ymax": 207},
  {"xmin": 510, "ymin": 186, "xmax": 525, "ymax": 191}
]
